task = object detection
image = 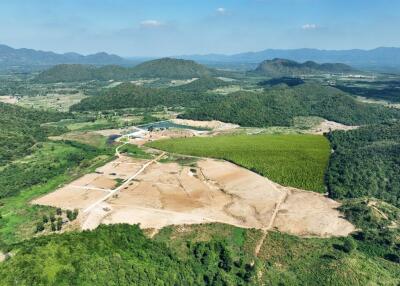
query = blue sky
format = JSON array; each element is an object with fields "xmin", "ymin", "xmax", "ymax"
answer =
[{"xmin": 0, "ymin": 0, "xmax": 399, "ymax": 56}]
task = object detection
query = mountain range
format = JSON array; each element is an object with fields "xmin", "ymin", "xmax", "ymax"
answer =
[
  {"xmin": 2, "ymin": 44, "xmax": 400, "ymax": 73},
  {"xmin": 179, "ymin": 47, "xmax": 400, "ymax": 72},
  {"xmin": 0, "ymin": 44, "xmax": 133, "ymax": 70}
]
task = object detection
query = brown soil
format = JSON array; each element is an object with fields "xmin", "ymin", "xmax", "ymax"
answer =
[
  {"xmin": 171, "ymin": 119, "xmax": 239, "ymax": 131},
  {"xmin": 34, "ymin": 156, "xmax": 354, "ymax": 238},
  {"xmin": 309, "ymin": 120, "xmax": 358, "ymax": 134},
  {"xmin": 0, "ymin": 96, "xmax": 18, "ymax": 104}
]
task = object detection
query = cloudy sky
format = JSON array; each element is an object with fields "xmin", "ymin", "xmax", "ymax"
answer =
[{"xmin": 0, "ymin": 0, "xmax": 399, "ymax": 56}]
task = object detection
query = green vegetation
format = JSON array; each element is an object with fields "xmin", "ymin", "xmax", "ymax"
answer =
[
  {"xmin": 131, "ymin": 58, "xmax": 218, "ymax": 79},
  {"xmin": 339, "ymin": 198, "xmax": 400, "ymax": 264},
  {"xmin": 2, "ymin": 221, "xmax": 398, "ymax": 285},
  {"xmin": 0, "ymin": 141, "xmax": 113, "ymax": 244},
  {"xmin": 148, "ymin": 134, "xmax": 330, "ymax": 192},
  {"xmin": 72, "ymin": 82, "xmax": 400, "ymax": 128},
  {"xmin": 335, "ymin": 80, "xmax": 400, "ymax": 103},
  {"xmin": 71, "ymin": 83, "xmax": 197, "ymax": 111},
  {"xmin": 35, "ymin": 58, "xmax": 223, "ymax": 83},
  {"xmin": 169, "ymin": 77, "xmax": 230, "ymax": 93},
  {"xmin": 118, "ymin": 143, "xmax": 152, "ymax": 159},
  {"xmin": 0, "ymin": 141, "xmax": 111, "ymax": 199},
  {"xmin": 0, "ymin": 224, "xmax": 256, "ymax": 285},
  {"xmin": 252, "ymin": 58, "xmax": 356, "ymax": 77},
  {"xmin": 326, "ymin": 122, "xmax": 400, "ymax": 206},
  {"xmin": 181, "ymin": 84, "xmax": 400, "ymax": 127},
  {"xmin": 258, "ymin": 230, "xmax": 400, "ymax": 285},
  {"xmin": 0, "ymin": 102, "xmax": 70, "ymax": 164}
]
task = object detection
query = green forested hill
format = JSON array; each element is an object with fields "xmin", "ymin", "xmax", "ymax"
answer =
[
  {"xmin": 71, "ymin": 83, "xmax": 400, "ymax": 127},
  {"xmin": 132, "ymin": 58, "xmax": 215, "ymax": 79},
  {"xmin": 70, "ymin": 83, "xmax": 201, "ymax": 111},
  {"xmin": 34, "ymin": 64, "xmax": 135, "ymax": 83},
  {"xmin": 181, "ymin": 84, "xmax": 400, "ymax": 126},
  {"xmin": 326, "ymin": 122, "xmax": 400, "ymax": 207},
  {"xmin": 252, "ymin": 58, "xmax": 356, "ymax": 77},
  {"xmin": 0, "ymin": 103, "xmax": 70, "ymax": 164},
  {"xmin": 169, "ymin": 77, "xmax": 230, "ymax": 93},
  {"xmin": 34, "ymin": 58, "xmax": 221, "ymax": 83},
  {"xmin": 0, "ymin": 224, "xmax": 256, "ymax": 285}
]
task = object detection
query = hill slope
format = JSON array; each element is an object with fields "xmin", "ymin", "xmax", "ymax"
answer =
[
  {"xmin": 326, "ymin": 122, "xmax": 400, "ymax": 207},
  {"xmin": 169, "ymin": 77, "xmax": 231, "ymax": 93},
  {"xmin": 0, "ymin": 103, "xmax": 70, "ymax": 164},
  {"xmin": 71, "ymin": 82, "xmax": 400, "ymax": 127},
  {"xmin": 131, "ymin": 58, "xmax": 215, "ymax": 79},
  {"xmin": 34, "ymin": 58, "xmax": 220, "ymax": 82},
  {"xmin": 253, "ymin": 58, "xmax": 356, "ymax": 77},
  {"xmin": 180, "ymin": 84, "xmax": 400, "ymax": 126}
]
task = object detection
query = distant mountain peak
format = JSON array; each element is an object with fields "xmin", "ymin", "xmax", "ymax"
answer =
[
  {"xmin": 253, "ymin": 58, "xmax": 356, "ymax": 77},
  {"xmin": 0, "ymin": 44, "xmax": 130, "ymax": 71}
]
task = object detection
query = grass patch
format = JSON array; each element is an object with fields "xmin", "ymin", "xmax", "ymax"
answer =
[
  {"xmin": 259, "ymin": 231, "xmax": 400, "ymax": 285},
  {"xmin": 118, "ymin": 144, "xmax": 152, "ymax": 159},
  {"xmin": 148, "ymin": 134, "xmax": 330, "ymax": 192}
]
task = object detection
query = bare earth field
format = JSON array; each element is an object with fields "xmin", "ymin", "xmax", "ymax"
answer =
[
  {"xmin": 309, "ymin": 119, "xmax": 358, "ymax": 134},
  {"xmin": 171, "ymin": 119, "xmax": 240, "ymax": 131},
  {"xmin": 32, "ymin": 155, "xmax": 354, "ymax": 238},
  {"xmin": 0, "ymin": 95, "xmax": 18, "ymax": 104}
]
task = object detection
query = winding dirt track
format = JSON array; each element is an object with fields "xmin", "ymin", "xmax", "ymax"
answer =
[{"xmin": 254, "ymin": 190, "xmax": 289, "ymax": 256}]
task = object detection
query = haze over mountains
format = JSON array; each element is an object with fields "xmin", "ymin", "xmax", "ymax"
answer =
[
  {"xmin": 0, "ymin": 44, "xmax": 132, "ymax": 70},
  {"xmin": 1, "ymin": 43, "xmax": 400, "ymax": 73},
  {"xmin": 179, "ymin": 47, "xmax": 400, "ymax": 72}
]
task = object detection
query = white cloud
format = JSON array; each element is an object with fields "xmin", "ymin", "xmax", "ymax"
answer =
[
  {"xmin": 216, "ymin": 7, "xmax": 227, "ymax": 15},
  {"xmin": 301, "ymin": 24, "xmax": 318, "ymax": 30},
  {"xmin": 140, "ymin": 20, "xmax": 164, "ymax": 28}
]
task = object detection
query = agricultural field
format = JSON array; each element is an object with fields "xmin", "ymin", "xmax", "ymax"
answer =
[
  {"xmin": 16, "ymin": 92, "xmax": 87, "ymax": 112},
  {"xmin": 148, "ymin": 134, "xmax": 331, "ymax": 192}
]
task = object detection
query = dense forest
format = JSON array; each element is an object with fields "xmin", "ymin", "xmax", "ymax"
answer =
[
  {"xmin": 252, "ymin": 58, "xmax": 356, "ymax": 77},
  {"xmin": 181, "ymin": 84, "xmax": 400, "ymax": 127},
  {"xmin": 0, "ymin": 103, "xmax": 70, "ymax": 164},
  {"xmin": 70, "ymin": 83, "xmax": 201, "ymax": 111},
  {"xmin": 335, "ymin": 82, "xmax": 400, "ymax": 103},
  {"xmin": 34, "ymin": 58, "xmax": 222, "ymax": 83},
  {"xmin": 71, "ymin": 83, "xmax": 400, "ymax": 127},
  {"xmin": 0, "ymin": 224, "xmax": 256, "ymax": 285},
  {"xmin": 326, "ymin": 122, "xmax": 400, "ymax": 207},
  {"xmin": 169, "ymin": 77, "xmax": 230, "ymax": 93}
]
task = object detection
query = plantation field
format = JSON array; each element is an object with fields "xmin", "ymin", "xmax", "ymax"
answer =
[
  {"xmin": 147, "ymin": 134, "xmax": 330, "ymax": 192},
  {"xmin": 16, "ymin": 92, "xmax": 87, "ymax": 112}
]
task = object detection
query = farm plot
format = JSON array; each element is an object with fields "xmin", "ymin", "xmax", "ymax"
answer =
[{"xmin": 147, "ymin": 134, "xmax": 330, "ymax": 192}]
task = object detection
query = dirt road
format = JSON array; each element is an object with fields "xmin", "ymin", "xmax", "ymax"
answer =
[{"xmin": 83, "ymin": 152, "xmax": 166, "ymax": 213}]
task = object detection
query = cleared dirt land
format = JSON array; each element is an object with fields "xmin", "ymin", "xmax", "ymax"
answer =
[
  {"xmin": 33, "ymin": 155, "xmax": 354, "ymax": 237},
  {"xmin": 309, "ymin": 119, "xmax": 358, "ymax": 134}
]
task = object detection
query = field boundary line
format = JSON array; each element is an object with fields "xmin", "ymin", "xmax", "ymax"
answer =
[{"xmin": 83, "ymin": 152, "xmax": 166, "ymax": 213}]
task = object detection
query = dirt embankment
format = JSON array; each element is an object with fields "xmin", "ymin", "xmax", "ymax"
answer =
[
  {"xmin": 171, "ymin": 119, "xmax": 239, "ymax": 131},
  {"xmin": 309, "ymin": 120, "xmax": 358, "ymax": 135}
]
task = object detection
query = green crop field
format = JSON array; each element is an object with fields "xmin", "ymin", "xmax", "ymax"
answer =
[{"xmin": 147, "ymin": 134, "xmax": 330, "ymax": 192}]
